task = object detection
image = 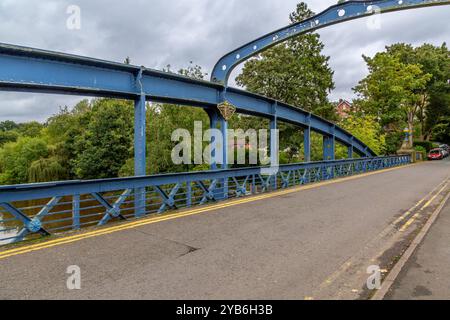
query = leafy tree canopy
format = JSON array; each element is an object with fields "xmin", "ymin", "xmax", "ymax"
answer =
[{"xmin": 236, "ymin": 2, "xmax": 336, "ymax": 121}]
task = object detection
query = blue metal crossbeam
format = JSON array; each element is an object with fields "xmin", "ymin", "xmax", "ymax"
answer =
[
  {"xmin": 0, "ymin": 43, "xmax": 375, "ymax": 157},
  {"xmin": 198, "ymin": 180, "xmax": 219, "ymax": 205},
  {"xmin": 0, "ymin": 200, "xmax": 54, "ymax": 241},
  {"xmin": 211, "ymin": 0, "xmax": 450, "ymax": 84},
  {"xmin": 93, "ymin": 191, "xmax": 130, "ymax": 226},
  {"xmin": 155, "ymin": 184, "xmax": 181, "ymax": 214},
  {"xmin": 232, "ymin": 176, "xmax": 250, "ymax": 197}
]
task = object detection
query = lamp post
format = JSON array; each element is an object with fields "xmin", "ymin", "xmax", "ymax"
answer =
[{"xmin": 403, "ymin": 127, "xmax": 410, "ymax": 143}]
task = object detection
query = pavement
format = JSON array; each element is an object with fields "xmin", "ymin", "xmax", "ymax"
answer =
[
  {"xmin": 1, "ymin": 160, "xmax": 450, "ymax": 300},
  {"xmin": 386, "ymin": 190, "xmax": 450, "ymax": 300}
]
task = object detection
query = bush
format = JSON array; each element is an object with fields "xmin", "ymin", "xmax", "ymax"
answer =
[
  {"xmin": 414, "ymin": 146, "xmax": 427, "ymax": 154},
  {"xmin": 414, "ymin": 141, "xmax": 434, "ymax": 152},
  {"xmin": 414, "ymin": 146, "xmax": 427, "ymax": 162},
  {"xmin": 385, "ymin": 132, "xmax": 403, "ymax": 155}
]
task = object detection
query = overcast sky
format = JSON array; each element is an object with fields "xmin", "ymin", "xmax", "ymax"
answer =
[{"xmin": 0, "ymin": 0, "xmax": 448, "ymax": 122}]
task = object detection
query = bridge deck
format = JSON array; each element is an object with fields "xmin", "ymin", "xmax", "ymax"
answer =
[{"xmin": 1, "ymin": 161, "xmax": 449, "ymax": 300}]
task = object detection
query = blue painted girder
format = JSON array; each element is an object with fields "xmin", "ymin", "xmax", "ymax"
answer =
[{"xmin": 0, "ymin": 43, "xmax": 375, "ymax": 157}]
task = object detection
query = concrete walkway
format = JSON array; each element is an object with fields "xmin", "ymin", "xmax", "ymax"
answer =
[{"xmin": 386, "ymin": 197, "xmax": 450, "ymax": 300}]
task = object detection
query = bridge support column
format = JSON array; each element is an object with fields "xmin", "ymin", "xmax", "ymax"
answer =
[
  {"xmin": 304, "ymin": 126, "xmax": 311, "ymax": 162},
  {"xmin": 270, "ymin": 117, "xmax": 279, "ymax": 189},
  {"xmin": 348, "ymin": 146, "xmax": 354, "ymax": 159},
  {"xmin": 221, "ymin": 118, "xmax": 229, "ymax": 170},
  {"xmin": 220, "ymin": 117, "xmax": 229, "ymax": 199},
  {"xmin": 323, "ymin": 135, "xmax": 335, "ymax": 161},
  {"xmin": 134, "ymin": 94, "xmax": 146, "ymax": 217},
  {"xmin": 207, "ymin": 110, "xmax": 220, "ymax": 170},
  {"xmin": 207, "ymin": 109, "xmax": 227, "ymax": 199}
]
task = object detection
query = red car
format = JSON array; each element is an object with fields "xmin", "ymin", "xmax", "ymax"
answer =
[{"xmin": 428, "ymin": 148, "xmax": 444, "ymax": 161}]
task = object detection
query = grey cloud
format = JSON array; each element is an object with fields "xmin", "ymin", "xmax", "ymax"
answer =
[{"xmin": 0, "ymin": 0, "xmax": 448, "ymax": 122}]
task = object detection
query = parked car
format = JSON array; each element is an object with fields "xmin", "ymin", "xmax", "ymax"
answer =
[
  {"xmin": 428, "ymin": 148, "xmax": 445, "ymax": 161},
  {"xmin": 439, "ymin": 144, "xmax": 450, "ymax": 157}
]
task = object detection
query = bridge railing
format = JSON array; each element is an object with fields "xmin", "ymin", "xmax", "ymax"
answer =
[{"xmin": 0, "ymin": 155, "xmax": 410, "ymax": 245}]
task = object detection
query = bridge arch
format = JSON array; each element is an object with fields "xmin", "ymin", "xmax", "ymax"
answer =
[{"xmin": 211, "ymin": 0, "xmax": 450, "ymax": 84}]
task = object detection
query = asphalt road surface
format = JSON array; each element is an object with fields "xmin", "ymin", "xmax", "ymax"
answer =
[{"xmin": 1, "ymin": 160, "xmax": 450, "ymax": 300}]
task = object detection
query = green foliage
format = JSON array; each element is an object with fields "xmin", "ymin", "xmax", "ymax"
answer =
[
  {"xmin": 279, "ymin": 151, "xmax": 291, "ymax": 165},
  {"xmin": 236, "ymin": 2, "xmax": 336, "ymax": 121},
  {"xmin": 310, "ymin": 132, "xmax": 324, "ymax": 162},
  {"xmin": 414, "ymin": 145, "xmax": 427, "ymax": 154},
  {"xmin": 354, "ymin": 42, "xmax": 449, "ymax": 154},
  {"xmin": 354, "ymin": 53, "xmax": 431, "ymax": 125},
  {"xmin": 354, "ymin": 44, "xmax": 434, "ymax": 151},
  {"xmin": 177, "ymin": 61, "xmax": 208, "ymax": 80},
  {"xmin": 145, "ymin": 103, "xmax": 209, "ymax": 175},
  {"xmin": 385, "ymin": 131, "xmax": 404, "ymax": 155},
  {"xmin": 17, "ymin": 121, "xmax": 44, "ymax": 137},
  {"xmin": 0, "ymin": 120, "xmax": 19, "ymax": 132},
  {"xmin": 73, "ymin": 99, "xmax": 134, "ymax": 179},
  {"xmin": 426, "ymin": 84, "xmax": 450, "ymax": 143},
  {"xmin": 0, "ymin": 137, "xmax": 49, "ymax": 184},
  {"xmin": 28, "ymin": 156, "xmax": 68, "ymax": 183},
  {"xmin": 335, "ymin": 144, "xmax": 348, "ymax": 160},
  {"xmin": 340, "ymin": 115, "xmax": 386, "ymax": 155},
  {"xmin": 0, "ymin": 130, "xmax": 19, "ymax": 146},
  {"xmin": 385, "ymin": 43, "xmax": 450, "ymax": 141},
  {"xmin": 140, "ymin": 63, "xmax": 210, "ymax": 175},
  {"xmin": 413, "ymin": 141, "xmax": 434, "ymax": 153}
]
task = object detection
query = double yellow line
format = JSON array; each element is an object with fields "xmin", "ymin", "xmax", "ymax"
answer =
[
  {"xmin": 399, "ymin": 181, "xmax": 449, "ymax": 232},
  {"xmin": 393, "ymin": 178, "xmax": 449, "ymax": 226},
  {"xmin": 0, "ymin": 164, "xmax": 415, "ymax": 261},
  {"xmin": 306, "ymin": 175, "xmax": 449, "ymax": 300}
]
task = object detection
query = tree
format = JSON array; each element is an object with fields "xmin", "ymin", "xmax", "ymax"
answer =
[
  {"xmin": 0, "ymin": 137, "xmax": 49, "ymax": 184},
  {"xmin": 42, "ymin": 102, "xmax": 91, "ymax": 179},
  {"xmin": 177, "ymin": 61, "xmax": 208, "ymax": 80},
  {"xmin": 385, "ymin": 43, "xmax": 450, "ymax": 140},
  {"xmin": 73, "ymin": 99, "xmax": 134, "ymax": 179},
  {"xmin": 17, "ymin": 121, "xmax": 44, "ymax": 137},
  {"xmin": 28, "ymin": 156, "xmax": 68, "ymax": 183},
  {"xmin": 236, "ymin": 2, "xmax": 336, "ymax": 120},
  {"xmin": 141, "ymin": 63, "xmax": 210, "ymax": 175},
  {"xmin": 0, "ymin": 131, "xmax": 18, "ymax": 146},
  {"xmin": 427, "ymin": 89, "xmax": 450, "ymax": 143},
  {"xmin": 0, "ymin": 120, "xmax": 19, "ymax": 132},
  {"xmin": 340, "ymin": 115, "xmax": 386, "ymax": 155},
  {"xmin": 354, "ymin": 52, "xmax": 431, "ymax": 149}
]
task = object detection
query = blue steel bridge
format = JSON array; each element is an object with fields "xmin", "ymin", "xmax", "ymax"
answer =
[{"xmin": 0, "ymin": 0, "xmax": 448, "ymax": 247}]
